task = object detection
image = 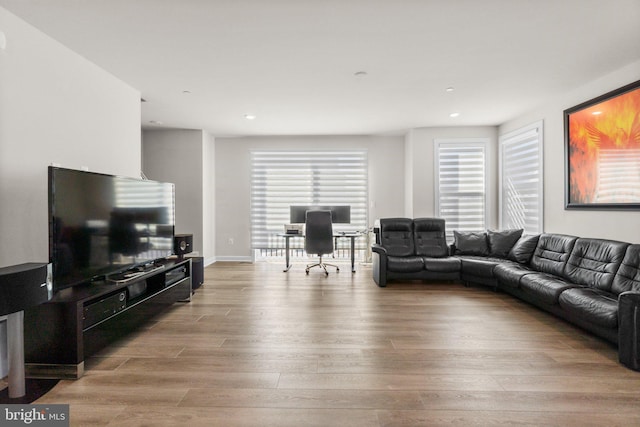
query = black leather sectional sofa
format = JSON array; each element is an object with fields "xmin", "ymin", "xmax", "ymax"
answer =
[{"xmin": 371, "ymin": 217, "xmax": 640, "ymax": 371}]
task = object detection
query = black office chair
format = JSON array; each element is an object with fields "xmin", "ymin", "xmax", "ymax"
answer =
[{"xmin": 304, "ymin": 210, "xmax": 340, "ymax": 275}]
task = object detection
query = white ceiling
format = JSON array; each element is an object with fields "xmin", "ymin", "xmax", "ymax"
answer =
[{"xmin": 1, "ymin": 0, "xmax": 639, "ymax": 136}]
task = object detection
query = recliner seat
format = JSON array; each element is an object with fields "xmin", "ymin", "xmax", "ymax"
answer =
[{"xmin": 372, "ymin": 218, "xmax": 459, "ymax": 287}]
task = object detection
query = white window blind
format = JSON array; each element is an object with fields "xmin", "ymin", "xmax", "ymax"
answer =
[
  {"xmin": 250, "ymin": 150, "xmax": 368, "ymax": 251},
  {"xmin": 434, "ymin": 140, "xmax": 487, "ymax": 240},
  {"xmin": 499, "ymin": 122, "xmax": 543, "ymax": 234}
]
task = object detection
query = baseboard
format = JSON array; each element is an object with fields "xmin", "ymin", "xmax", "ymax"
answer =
[{"xmin": 213, "ymin": 256, "xmax": 253, "ymax": 263}]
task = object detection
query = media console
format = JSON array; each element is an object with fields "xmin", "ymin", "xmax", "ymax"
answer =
[{"xmin": 23, "ymin": 258, "xmax": 192, "ymax": 379}]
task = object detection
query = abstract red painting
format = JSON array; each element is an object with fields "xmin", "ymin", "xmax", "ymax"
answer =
[{"xmin": 565, "ymin": 80, "xmax": 640, "ymax": 209}]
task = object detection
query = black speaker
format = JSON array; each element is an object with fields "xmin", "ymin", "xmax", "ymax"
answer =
[
  {"xmin": 0, "ymin": 263, "xmax": 52, "ymax": 316},
  {"xmin": 1, "ymin": 262, "xmax": 52, "ymax": 398},
  {"xmin": 190, "ymin": 257, "xmax": 204, "ymax": 290},
  {"xmin": 174, "ymin": 234, "xmax": 193, "ymax": 257}
]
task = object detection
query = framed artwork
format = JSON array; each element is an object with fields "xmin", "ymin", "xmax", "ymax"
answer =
[{"xmin": 565, "ymin": 80, "xmax": 640, "ymax": 209}]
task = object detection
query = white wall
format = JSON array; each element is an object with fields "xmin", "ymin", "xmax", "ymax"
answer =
[
  {"xmin": 143, "ymin": 129, "xmax": 212, "ymax": 261},
  {"xmin": 202, "ymin": 131, "xmax": 216, "ymax": 265},
  {"xmin": 403, "ymin": 132, "xmax": 414, "ymax": 217},
  {"xmin": 0, "ymin": 7, "xmax": 141, "ymax": 376},
  {"xmin": 215, "ymin": 135, "xmax": 405, "ymax": 260},
  {"xmin": 404, "ymin": 126, "xmax": 499, "ymax": 228},
  {"xmin": 142, "ymin": 129, "xmax": 202, "ymax": 254},
  {"xmin": 500, "ymin": 60, "xmax": 640, "ymax": 241}
]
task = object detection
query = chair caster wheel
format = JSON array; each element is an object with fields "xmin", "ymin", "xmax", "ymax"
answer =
[
  {"xmin": 325, "ymin": 272, "xmax": 329, "ymax": 276},
  {"xmin": 305, "ymin": 270, "xmax": 309, "ymax": 275},
  {"xmin": 336, "ymin": 268, "xmax": 340, "ymax": 272}
]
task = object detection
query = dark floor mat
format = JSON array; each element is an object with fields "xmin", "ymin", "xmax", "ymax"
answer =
[{"xmin": 0, "ymin": 379, "xmax": 59, "ymax": 404}]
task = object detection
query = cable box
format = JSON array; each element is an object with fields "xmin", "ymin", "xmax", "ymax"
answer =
[
  {"xmin": 165, "ymin": 266, "xmax": 187, "ymax": 287},
  {"xmin": 127, "ymin": 280, "xmax": 147, "ymax": 300},
  {"xmin": 83, "ymin": 291, "xmax": 127, "ymax": 329}
]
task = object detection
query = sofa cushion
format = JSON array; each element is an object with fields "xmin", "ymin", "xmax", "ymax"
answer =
[
  {"xmin": 414, "ymin": 218, "xmax": 448, "ymax": 257},
  {"xmin": 507, "ymin": 234, "xmax": 540, "ymax": 264},
  {"xmin": 453, "ymin": 231, "xmax": 489, "ymax": 256},
  {"xmin": 529, "ymin": 234, "xmax": 577, "ymax": 277},
  {"xmin": 612, "ymin": 244, "xmax": 640, "ymax": 295},
  {"xmin": 379, "ymin": 218, "xmax": 415, "ymax": 257},
  {"xmin": 559, "ymin": 288, "xmax": 618, "ymax": 329},
  {"xmin": 423, "ymin": 256, "xmax": 461, "ymax": 273},
  {"xmin": 520, "ymin": 273, "xmax": 578, "ymax": 305},
  {"xmin": 563, "ymin": 238, "xmax": 628, "ymax": 291},
  {"xmin": 387, "ymin": 255, "xmax": 424, "ymax": 273},
  {"xmin": 494, "ymin": 262, "xmax": 534, "ymax": 289},
  {"xmin": 458, "ymin": 256, "xmax": 502, "ymax": 278},
  {"xmin": 487, "ymin": 229, "xmax": 523, "ymax": 258}
]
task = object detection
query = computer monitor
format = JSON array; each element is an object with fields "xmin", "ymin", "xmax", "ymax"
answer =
[{"xmin": 290, "ymin": 205, "xmax": 351, "ymax": 224}]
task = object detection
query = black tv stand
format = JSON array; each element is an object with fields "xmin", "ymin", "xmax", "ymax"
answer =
[
  {"xmin": 106, "ymin": 263, "xmax": 165, "ymax": 284},
  {"xmin": 23, "ymin": 258, "xmax": 191, "ymax": 379}
]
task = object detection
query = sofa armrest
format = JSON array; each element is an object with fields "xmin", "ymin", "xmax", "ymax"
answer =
[
  {"xmin": 618, "ymin": 291, "xmax": 640, "ymax": 371},
  {"xmin": 371, "ymin": 244, "xmax": 388, "ymax": 287},
  {"xmin": 619, "ymin": 291, "xmax": 640, "ymax": 303},
  {"xmin": 371, "ymin": 243, "xmax": 387, "ymax": 256}
]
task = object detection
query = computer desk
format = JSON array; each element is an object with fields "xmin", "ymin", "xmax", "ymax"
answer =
[{"xmin": 278, "ymin": 232, "xmax": 361, "ymax": 273}]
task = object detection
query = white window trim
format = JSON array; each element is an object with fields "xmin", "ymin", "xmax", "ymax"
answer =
[
  {"xmin": 434, "ymin": 138, "xmax": 489, "ymax": 237},
  {"xmin": 498, "ymin": 121, "xmax": 544, "ymax": 234}
]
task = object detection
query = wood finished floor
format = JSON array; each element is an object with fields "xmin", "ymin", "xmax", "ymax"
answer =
[{"xmin": 27, "ymin": 261, "xmax": 640, "ymax": 426}]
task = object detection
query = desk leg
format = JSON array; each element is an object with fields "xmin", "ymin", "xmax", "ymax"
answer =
[
  {"xmin": 283, "ymin": 236, "xmax": 292, "ymax": 272},
  {"xmin": 350, "ymin": 236, "xmax": 356, "ymax": 273}
]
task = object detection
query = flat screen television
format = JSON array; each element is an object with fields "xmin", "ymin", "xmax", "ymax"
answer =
[{"xmin": 48, "ymin": 167, "xmax": 175, "ymax": 291}]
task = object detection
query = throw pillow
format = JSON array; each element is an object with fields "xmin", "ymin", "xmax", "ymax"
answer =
[
  {"xmin": 453, "ymin": 231, "xmax": 489, "ymax": 256},
  {"xmin": 487, "ymin": 229, "xmax": 524, "ymax": 258},
  {"xmin": 507, "ymin": 234, "xmax": 541, "ymax": 264}
]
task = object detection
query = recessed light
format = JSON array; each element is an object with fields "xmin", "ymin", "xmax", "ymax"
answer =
[
  {"xmin": 244, "ymin": 114, "xmax": 256, "ymax": 120},
  {"xmin": 449, "ymin": 112, "xmax": 460, "ymax": 118},
  {"xmin": 354, "ymin": 71, "xmax": 368, "ymax": 77},
  {"xmin": 445, "ymin": 87, "xmax": 455, "ymax": 92},
  {"xmin": 592, "ymin": 111, "xmax": 602, "ymax": 115},
  {"xmin": 182, "ymin": 90, "xmax": 192, "ymax": 94}
]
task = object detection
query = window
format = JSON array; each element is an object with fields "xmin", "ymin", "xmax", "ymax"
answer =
[
  {"xmin": 434, "ymin": 139, "xmax": 487, "ymax": 240},
  {"xmin": 499, "ymin": 121, "xmax": 543, "ymax": 234},
  {"xmin": 250, "ymin": 150, "xmax": 368, "ymax": 257}
]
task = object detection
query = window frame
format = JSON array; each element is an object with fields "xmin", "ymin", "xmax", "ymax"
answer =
[
  {"xmin": 499, "ymin": 121, "xmax": 544, "ymax": 234},
  {"xmin": 434, "ymin": 138, "xmax": 488, "ymax": 239}
]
